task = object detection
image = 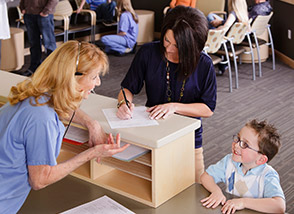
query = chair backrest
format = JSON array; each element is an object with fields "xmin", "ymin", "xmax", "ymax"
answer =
[
  {"xmin": 196, "ymin": 0, "xmax": 225, "ymax": 16},
  {"xmin": 226, "ymin": 22, "xmax": 248, "ymax": 44},
  {"xmin": 54, "ymin": 0, "xmax": 73, "ymax": 21},
  {"xmin": 251, "ymin": 12, "xmax": 273, "ymax": 36},
  {"xmin": 204, "ymin": 29, "xmax": 226, "ymax": 54}
]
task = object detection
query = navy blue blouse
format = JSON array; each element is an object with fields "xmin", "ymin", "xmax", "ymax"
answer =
[{"xmin": 121, "ymin": 41, "xmax": 217, "ymax": 148}]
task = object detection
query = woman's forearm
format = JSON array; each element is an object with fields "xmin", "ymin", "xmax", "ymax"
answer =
[{"xmin": 174, "ymin": 102, "xmax": 214, "ymax": 118}]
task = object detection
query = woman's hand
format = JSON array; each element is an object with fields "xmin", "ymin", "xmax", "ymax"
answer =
[
  {"xmin": 147, "ymin": 103, "xmax": 176, "ymax": 120},
  {"xmin": 221, "ymin": 198, "xmax": 244, "ymax": 214},
  {"xmin": 201, "ymin": 190, "xmax": 226, "ymax": 209},
  {"xmin": 87, "ymin": 120, "xmax": 108, "ymax": 147},
  {"xmin": 94, "ymin": 133, "xmax": 129, "ymax": 162},
  {"xmin": 116, "ymin": 103, "xmax": 134, "ymax": 120}
]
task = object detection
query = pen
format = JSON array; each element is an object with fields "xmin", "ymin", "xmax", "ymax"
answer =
[{"xmin": 121, "ymin": 86, "xmax": 130, "ymax": 109}]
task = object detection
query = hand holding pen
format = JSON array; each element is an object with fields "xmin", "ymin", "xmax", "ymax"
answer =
[{"xmin": 116, "ymin": 87, "xmax": 134, "ymax": 120}]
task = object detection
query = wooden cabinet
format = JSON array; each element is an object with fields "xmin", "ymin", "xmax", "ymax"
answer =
[{"xmin": 58, "ymin": 94, "xmax": 200, "ymax": 207}]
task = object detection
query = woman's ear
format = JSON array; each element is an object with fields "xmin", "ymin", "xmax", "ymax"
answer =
[{"xmin": 256, "ymin": 154, "xmax": 268, "ymax": 165}]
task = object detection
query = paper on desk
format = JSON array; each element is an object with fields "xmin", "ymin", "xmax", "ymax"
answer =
[
  {"xmin": 102, "ymin": 106, "xmax": 159, "ymax": 129},
  {"xmin": 61, "ymin": 195, "xmax": 135, "ymax": 214},
  {"xmin": 64, "ymin": 125, "xmax": 89, "ymax": 144},
  {"xmin": 113, "ymin": 141, "xmax": 149, "ymax": 162}
]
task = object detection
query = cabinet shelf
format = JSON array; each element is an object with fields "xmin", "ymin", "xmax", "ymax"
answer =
[
  {"xmin": 134, "ymin": 152, "xmax": 151, "ymax": 166},
  {"xmin": 94, "ymin": 170, "xmax": 152, "ymax": 203},
  {"xmin": 60, "ymin": 142, "xmax": 152, "ymax": 181},
  {"xmin": 101, "ymin": 157, "xmax": 151, "ymax": 181},
  {"xmin": 57, "ymin": 149, "xmax": 152, "ymax": 204}
]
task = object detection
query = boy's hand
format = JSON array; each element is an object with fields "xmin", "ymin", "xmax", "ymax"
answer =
[
  {"xmin": 201, "ymin": 190, "xmax": 226, "ymax": 208},
  {"xmin": 221, "ymin": 198, "xmax": 244, "ymax": 214}
]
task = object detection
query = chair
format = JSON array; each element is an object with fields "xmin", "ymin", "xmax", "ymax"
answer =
[
  {"xmin": 241, "ymin": 12, "xmax": 274, "ymax": 77},
  {"xmin": 204, "ymin": 29, "xmax": 233, "ymax": 92},
  {"xmin": 217, "ymin": 22, "xmax": 255, "ymax": 88},
  {"xmin": 197, "ymin": 0, "xmax": 227, "ymax": 19},
  {"xmin": 54, "ymin": 0, "xmax": 96, "ymax": 43},
  {"xmin": 15, "ymin": 6, "xmax": 24, "ymax": 28}
]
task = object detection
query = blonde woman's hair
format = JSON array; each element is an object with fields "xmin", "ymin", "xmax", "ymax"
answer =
[
  {"xmin": 117, "ymin": 0, "xmax": 138, "ymax": 23},
  {"xmin": 9, "ymin": 41, "xmax": 109, "ymax": 119},
  {"xmin": 228, "ymin": 0, "xmax": 249, "ymax": 24}
]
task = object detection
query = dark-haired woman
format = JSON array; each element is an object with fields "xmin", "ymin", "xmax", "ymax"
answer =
[{"xmin": 116, "ymin": 6, "xmax": 217, "ymax": 183}]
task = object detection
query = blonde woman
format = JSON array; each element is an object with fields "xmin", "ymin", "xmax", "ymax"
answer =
[
  {"xmin": 0, "ymin": 41, "xmax": 129, "ymax": 214},
  {"xmin": 99, "ymin": 0, "xmax": 138, "ymax": 56}
]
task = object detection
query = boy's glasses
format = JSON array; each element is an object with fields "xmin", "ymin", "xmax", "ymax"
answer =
[{"xmin": 233, "ymin": 135, "xmax": 262, "ymax": 154}]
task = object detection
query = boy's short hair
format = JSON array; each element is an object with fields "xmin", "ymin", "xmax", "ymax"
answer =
[{"xmin": 246, "ymin": 119, "xmax": 281, "ymax": 162}]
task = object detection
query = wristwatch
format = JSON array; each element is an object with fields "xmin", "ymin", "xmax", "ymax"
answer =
[{"xmin": 117, "ymin": 99, "xmax": 125, "ymax": 108}]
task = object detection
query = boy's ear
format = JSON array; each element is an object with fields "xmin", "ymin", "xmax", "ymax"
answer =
[{"xmin": 256, "ymin": 154, "xmax": 268, "ymax": 165}]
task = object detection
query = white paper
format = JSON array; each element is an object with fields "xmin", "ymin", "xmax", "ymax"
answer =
[
  {"xmin": 102, "ymin": 106, "xmax": 159, "ymax": 129},
  {"xmin": 64, "ymin": 125, "xmax": 89, "ymax": 144},
  {"xmin": 112, "ymin": 141, "xmax": 149, "ymax": 162},
  {"xmin": 61, "ymin": 195, "xmax": 135, "ymax": 214}
]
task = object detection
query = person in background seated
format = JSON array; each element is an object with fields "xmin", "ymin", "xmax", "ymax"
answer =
[
  {"xmin": 116, "ymin": 6, "xmax": 217, "ymax": 183},
  {"xmin": 207, "ymin": 0, "xmax": 249, "ymax": 75},
  {"xmin": 98, "ymin": 0, "xmax": 138, "ymax": 56},
  {"xmin": 248, "ymin": 0, "xmax": 272, "ymax": 21},
  {"xmin": 77, "ymin": 0, "xmax": 117, "ymax": 26},
  {"xmin": 0, "ymin": 41, "xmax": 129, "ymax": 214},
  {"xmin": 200, "ymin": 119, "xmax": 286, "ymax": 214},
  {"xmin": 169, "ymin": 0, "xmax": 196, "ymax": 8},
  {"xmin": 164, "ymin": 0, "xmax": 196, "ymax": 15}
]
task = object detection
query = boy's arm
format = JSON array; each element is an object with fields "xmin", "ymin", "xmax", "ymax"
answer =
[
  {"xmin": 200, "ymin": 172, "xmax": 226, "ymax": 208},
  {"xmin": 222, "ymin": 197, "xmax": 285, "ymax": 214}
]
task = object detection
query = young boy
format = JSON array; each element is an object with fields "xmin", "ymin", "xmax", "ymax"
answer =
[{"xmin": 200, "ymin": 119, "xmax": 286, "ymax": 214}]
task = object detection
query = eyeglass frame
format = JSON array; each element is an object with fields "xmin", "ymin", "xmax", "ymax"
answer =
[{"xmin": 233, "ymin": 135, "xmax": 262, "ymax": 154}]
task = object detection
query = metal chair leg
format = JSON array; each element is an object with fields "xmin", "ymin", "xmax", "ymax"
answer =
[
  {"xmin": 253, "ymin": 32, "xmax": 262, "ymax": 77},
  {"xmin": 224, "ymin": 42, "xmax": 233, "ymax": 92},
  {"xmin": 229, "ymin": 39, "xmax": 239, "ymax": 89},
  {"xmin": 267, "ymin": 25, "xmax": 275, "ymax": 70},
  {"xmin": 246, "ymin": 34, "xmax": 256, "ymax": 80}
]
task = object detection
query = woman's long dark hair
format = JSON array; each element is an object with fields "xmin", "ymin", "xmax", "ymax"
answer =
[{"xmin": 160, "ymin": 6, "xmax": 208, "ymax": 80}]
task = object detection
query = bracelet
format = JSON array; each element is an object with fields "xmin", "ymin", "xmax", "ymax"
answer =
[{"xmin": 117, "ymin": 99, "xmax": 125, "ymax": 108}]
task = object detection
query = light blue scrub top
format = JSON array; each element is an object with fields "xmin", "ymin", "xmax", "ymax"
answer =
[
  {"xmin": 206, "ymin": 154, "xmax": 285, "ymax": 199},
  {"xmin": 119, "ymin": 11, "xmax": 138, "ymax": 48},
  {"xmin": 0, "ymin": 96, "xmax": 65, "ymax": 214}
]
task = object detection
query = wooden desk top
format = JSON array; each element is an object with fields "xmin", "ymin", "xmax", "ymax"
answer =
[
  {"xmin": 0, "ymin": 70, "xmax": 26, "ymax": 97},
  {"xmin": 81, "ymin": 94, "xmax": 201, "ymax": 148},
  {"xmin": 19, "ymin": 175, "xmax": 261, "ymax": 214},
  {"xmin": 0, "ymin": 71, "xmax": 201, "ymax": 149}
]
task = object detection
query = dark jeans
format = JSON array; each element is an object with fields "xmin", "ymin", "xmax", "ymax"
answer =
[
  {"xmin": 95, "ymin": 1, "xmax": 116, "ymax": 21},
  {"xmin": 24, "ymin": 14, "xmax": 56, "ymax": 72}
]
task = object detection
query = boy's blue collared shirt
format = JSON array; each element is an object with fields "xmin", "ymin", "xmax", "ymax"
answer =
[{"xmin": 206, "ymin": 154, "xmax": 285, "ymax": 199}]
